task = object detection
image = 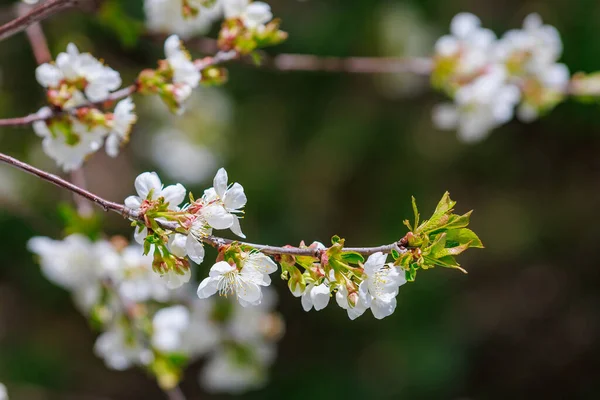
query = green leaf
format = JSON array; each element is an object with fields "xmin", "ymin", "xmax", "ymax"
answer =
[
  {"xmin": 331, "ymin": 235, "xmax": 341, "ymax": 244},
  {"xmin": 341, "ymin": 252, "xmax": 364, "ymax": 264},
  {"xmin": 428, "ymin": 233, "xmax": 447, "ymax": 257},
  {"xmin": 424, "ymin": 255, "xmax": 467, "ymax": 273},
  {"xmin": 411, "ymin": 196, "xmax": 420, "ymax": 230},
  {"xmin": 391, "ymin": 249, "xmax": 400, "ymax": 260},
  {"xmin": 445, "ymin": 228, "xmax": 483, "ymax": 248},
  {"xmin": 418, "ymin": 191, "xmax": 456, "ymax": 233}
]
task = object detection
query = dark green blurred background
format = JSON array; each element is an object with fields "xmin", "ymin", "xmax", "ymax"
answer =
[{"xmin": 1, "ymin": 0, "xmax": 600, "ymax": 398}]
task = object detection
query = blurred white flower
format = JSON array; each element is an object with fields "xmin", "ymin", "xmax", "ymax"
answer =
[
  {"xmin": 117, "ymin": 245, "xmax": 173, "ymax": 303},
  {"xmin": 223, "ymin": 0, "xmax": 272, "ymax": 29},
  {"xmin": 200, "ymin": 346, "xmax": 270, "ymax": 394},
  {"xmin": 145, "ymin": 0, "xmax": 222, "ymax": 39},
  {"xmin": 432, "ymin": 65, "xmax": 521, "ymax": 142},
  {"xmin": 434, "ymin": 12, "xmax": 496, "ymax": 76},
  {"xmin": 94, "ymin": 324, "xmax": 154, "ymax": 370},
  {"xmin": 165, "ymin": 35, "xmax": 201, "ymax": 88},
  {"xmin": 36, "ymin": 43, "xmax": 122, "ymax": 103},
  {"xmin": 150, "ymin": 129, "xmax": 218, "ymax": 184},
  {"xmin": 106, "ymin": 98, "xmax": 137, "ymax": 157},
  {"xmin": 180, "ymin": 298, "xmax": 221, "ymax": 356},
  {"xmin": 152, "ymin": 305, "xmax": 191, "ymax": 352}
]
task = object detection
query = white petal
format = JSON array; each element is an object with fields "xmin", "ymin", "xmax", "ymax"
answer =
[
  {"xmin": 450, "ymin": 12, "xmax": 481, "ymax": 39},
  {"xmin": 161, "ymin": 183, "xmax": 186, "ymax": 208},
  {"xmin": 164, "ymin": 35, "xmax": 181, "ymax": 59},
  {"xmin": 213, "ymin": 168, "xmax": 228, "ymax": 199},
  {"xmin": 168, "ymin": 233, "xmax": 187, "ymax": 257},
  {"xmin": 197, "ymin": 277, "xmax": 219, "ymax": 299},
  {"xmin": 134, "ymin": 172, "xmax": 162, "ymax": 199},
  {"xmin": 229, "ymin": 217, "xmax": 246, "ymax": 238},
  {"xmin": 105, "ymin": 134, "xmax": 120, "ymax": 158},
  {"xmin": 124, "ymin": 195, "xmax": 142, "ymax": 210},
  {"xmin": 311, "ymin": 283, "xmax": 330, "ymax": 311},
  {"xmin": 236, "ymin": 280, "xmax": 262, "ymax": 306},
  {"xmin": 370, "ymin": 297, "xmax": 397, "ymax": 320},
  {"xmin": 134, "ymin": 226, "xmax": 147, "ymax": 245},
  {"xmin": 185, "ymin": 235, "xmax": 205, "ymax": 264},
  {"xmin": 363, "ymin": 252, "xmax": 387, "ymax": 275},
  {"xmin": 209, "ymin": 261, "xmax": 236, "ymax": 277},
  {"xmin": 202, "ymin": 204, "xmax": 234, "ymax": 230},
  {"xmin": 301, "ymin": 286, "xmax": 314, "ymax": 311},
  {"xmin": 223, "ymin": 183, "xmax": 247, "ymax": 210},
  {"xmin": 36, "ymin": 63, "xmax": 63, "ymax": 87}
]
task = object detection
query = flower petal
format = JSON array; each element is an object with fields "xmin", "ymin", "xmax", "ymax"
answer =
[
  {"xmin": 185, "ymin": 235, "xmax": 205, "ymax": 264},
  {"xmin": 161, "ymin": 183, "xmax": 186, "ymax": 209},
  {"xmin": 213, "ymin": 168, "xmax": 228, "ymax": 199},
  {"xmin": 134, "ymin": 172, "xmax": 162, "ymax": 199},
  {"xmin": 370, "ymin": 297, "xmax": 397, "ymax": 320},
  {"xmin": 311, "ymin": 283, "xmax": 330, "ymax": 311},
  {"xmin": 197, "ymin": 276, "xmax": 219, "ymax": 299},
  {"xmin": 223, "ymin": 183, "xmax": 246, "ymax": 211},
  {"xmin": 202, "ymin": 204, "xmax": 234, "ymax": 230},
  {"xmin": 229, "ymin": 217, "xmax": 246, "ymax": 238}
]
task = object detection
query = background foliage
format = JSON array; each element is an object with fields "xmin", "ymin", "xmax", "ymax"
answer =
[{"xmin": 1, "ymin": 0, "xmax": 599, "ymax": 398}]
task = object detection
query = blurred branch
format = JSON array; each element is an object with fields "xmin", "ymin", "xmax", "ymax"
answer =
[
  {"xmin": 18, "ymin": 2, "xmax": 52, "ymax": 64},
  {"xmin": 0, "ymin": 0, "xmax": 92, "ymax": 42},
  {"xmin": 0, "ymin": 50, "xmax": 238, "ymax": 128},
  {"xmin": 186, "ymin": 36, "xmax": 433, "ymax": 75},
  {"xmin": 0, "ymin": 152, "xmax": 408, "ymax": 257}
]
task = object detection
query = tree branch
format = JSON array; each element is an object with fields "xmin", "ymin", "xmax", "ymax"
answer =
[
  {"xmin": 0, "ymin": 152, "xmax": 407, "ymax": 257},
  {"xmin": 0, "ymin": 0, "xmax": 86, "ymax": 42}
]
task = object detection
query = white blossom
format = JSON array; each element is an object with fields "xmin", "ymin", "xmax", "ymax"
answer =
[
  {"xmin": 361, "ymin": 252, "xmax": 406, "ymax": 319},
  {"xmin": 197, "ymin": 253, "xmax": 277, "ymax": 306},
  {"xmin": 199, "ymin": 167, "xmax": 247, "ymax": 237},
  {"xmin": 35, "ymin": 43, "xmax": 122, "ymax": 103},
  {"xmin": 33, "ymin": 113, "xmax": 106, "ymax": 172},
  {"xmin": 151, "ymin": 305, "xmax": 191, "ymax": 352},
  {"xmin": 432, "ymin": 65, "xmax": 521, "ymax": 142},
  {"xmin": 145, "ymin": 0, "xmax": 222, "ymax": 39},
  {"xmin": 116, "ymin": 245, "xmax": 173, "ymax": 303},
  {"xmin": 200, "ymin": 346, "xmax": 270, "ymax": 394},
  {"xmin": 434, "ymin": 12, "xmax": 496, "ymax": 76},
  {"xmin": 223, "ymin": 0, "xmax": 272, "ymax": 29},
  {"xmin": 179, "ymin": 298, "xmax": 221, "ymax": 356},
  {"xmin": 94, "ymin": 324, "xmax": 154, "ymax": 370},
  {"xmin": 105, "ymin": 97, "xmax": 137, "ymax": 157},
  {"xmin": 125, "ymin": 170, "xmax": 185, "ymax": 209},
  {"xmin": 165, "ymin": 35, "xmax": 200, "ymax": 88}
]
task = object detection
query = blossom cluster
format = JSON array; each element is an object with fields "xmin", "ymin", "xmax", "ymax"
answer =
[
  {"xmin": 126, "ymin": 170, "xmax": 481, "ymax": 321},
  {"xmin": 28, "ymin": 234, "xmax": 283, "ymax": 393},
  {"xmin": 33, "ymin": 44, "xmax": 136, "ymax": 171},
  {"xmin": 431, "ymin": 13, "xmax": 569, "ymax": 142}
]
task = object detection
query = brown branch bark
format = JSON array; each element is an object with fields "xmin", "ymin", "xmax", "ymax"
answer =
[
  {"xmin": 0, "ymin": 0, "xmax": 85, "ymax": 42},
  {"xmin": 0, "ymin": 152, "xmax": 407, "ymax": 257}
]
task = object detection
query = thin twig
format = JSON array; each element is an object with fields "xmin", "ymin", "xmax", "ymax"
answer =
[
  {"xmin": 186, "ymin": 36, "xmax": 434, "ymax": 75},
  {"xmin": 18, "ymin": 2, "xmax": 52, "ymax": 64},
  {"xmin": 0, "ymin": 0, "xmax": 81, "ymax": 42},
  {"xmin": 0, "ymin": 152, "xmax": 407, "ymax": 257}
]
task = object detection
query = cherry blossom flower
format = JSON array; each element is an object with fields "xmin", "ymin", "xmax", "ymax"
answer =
[
  {"xmin": 151, "ymin": 305, "xmax": 191, "ymax": 352},
  {"xmin": 94, "ymin": 323, "xmax": 154, "ymax": 370},
  {"xmin": 199, "ymin": 167, "xmax": 247, "ymax": 237},
  {"xmin": 35, "ymin": 43, "xmax": 122, "ymax": 103},
  {"xmin": 145, "ymin": 0, "xmax": 222, "ymax": 39},
  {"xmin": 223, "ymin": 0, "xmax": 273, "ymax": 30},
  {"xmin": 197, "ymin": 252, "xmax": 277, "ymax": 306},
  {"xmin": 300, "ymin": 282, "xmax": 331, "ymax": 312}
]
